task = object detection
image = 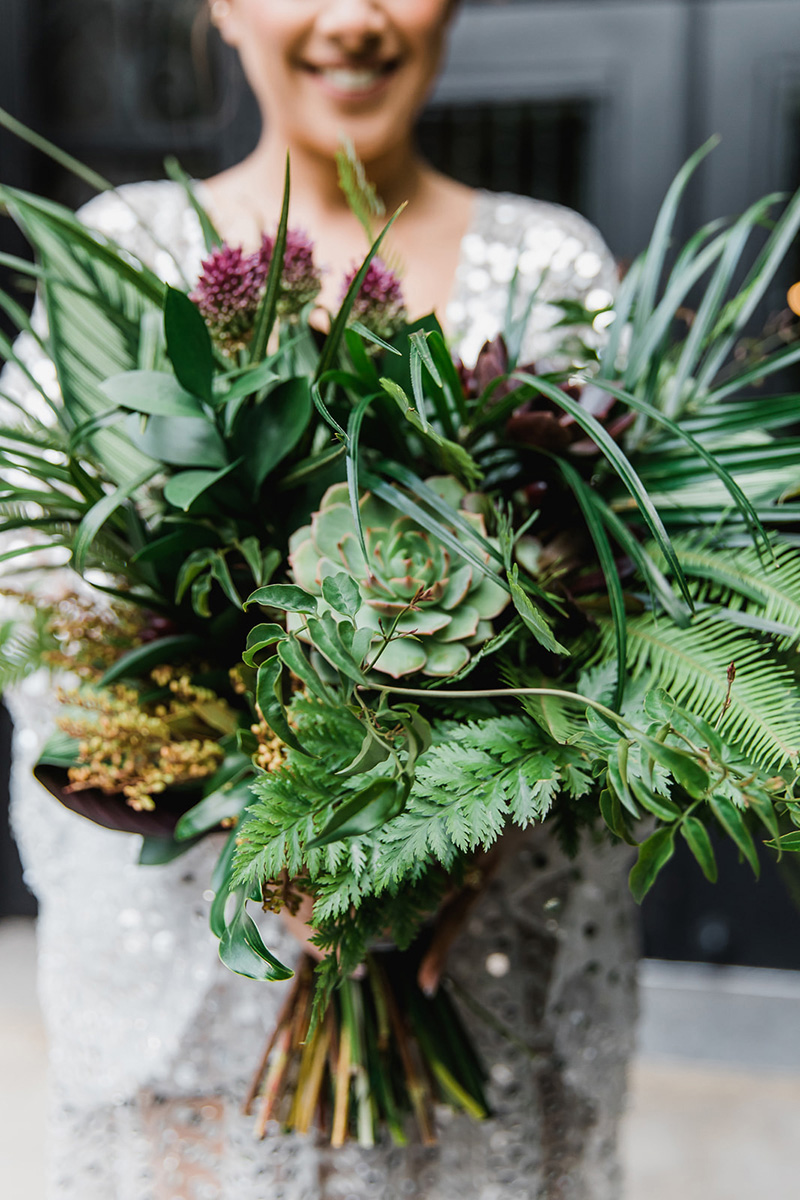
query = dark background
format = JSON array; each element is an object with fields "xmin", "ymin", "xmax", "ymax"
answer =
[{"xmin": 2, "ymin": 0, "xmax": 800, "ymax": 966}]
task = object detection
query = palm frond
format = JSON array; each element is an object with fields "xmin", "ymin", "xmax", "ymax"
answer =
[
  {"xmin": 2, "ymin": 187, "xmax": 163, "ymax": 484},
  {"xmin": 0, "ymin": 610, "xmax": 53, "ymax": 690}
]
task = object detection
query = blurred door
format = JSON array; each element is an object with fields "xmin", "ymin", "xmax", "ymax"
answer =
[{"xmin": 432, "ymin": 2, "xmax": 692, "ymax": 260}]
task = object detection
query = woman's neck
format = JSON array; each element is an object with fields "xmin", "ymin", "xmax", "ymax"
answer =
[
  {"xmin": 216, "ymin": 130, "xmax": 429, "ymax": 233},
  {"xmin": 202, "ymin": 129, "xmax": 476, "ymax": 325}
]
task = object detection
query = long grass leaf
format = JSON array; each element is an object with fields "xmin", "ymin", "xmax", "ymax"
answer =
[
  {"xmin": 663, "ymin": 194, "xmax": 781, "ymax": 417},
  {"xmin": 587, "ymin": 378, "xmax": 768, "ymax": 550},
  {"xmin": 0, "ymin": 103, "xmax": 112, "ymax": 193},
  {"xmin": 696, "ymin": 185, "xmax": 800, "ymax": 391},
  {"xmin": 597, "ymin": 256, "xmax": 643, "ymax": 381},
  {"xmin": 346, "ymin": 392, "xmax": 379, "ymax": 568},
  {"xmin": 513, "ymin": 372, "xmax": 692, "ymax": 606},
  {"xmin": 707, "ymin": 342, "xmax": 800, "ymax": 402},
  {"xmin": 375, "ymin": 460, "xmax": 503, "ymax": 565},
  {"xmin": 623, "ymin": 221, "xmax": 728, "ymax": 387},
  {"xmin": 362, "ymin": 473, "xmax": 510, "ymax": 590},
  {"xmin": 632, "ymin": 137, "xmax": 719, "ymax": 340},
  {"xmin": 163, "ymin": 156, "xmax": 221, "ymax": 252},
  {"xmin": 585, "ymin": 488, "xmax": 690, "ymax": 622},
  {"xmin": 250, "ymin": 156, "xmax": 290, "ymax": 363},
  {"xmin": 558, "ymin": 460, "xmax": 626, "ymax": 709},
  {"xmin": 315, "ymin": 205, "xmax": 406, "ymax": 383}
]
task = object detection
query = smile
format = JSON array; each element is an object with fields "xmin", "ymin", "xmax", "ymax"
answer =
[{"xmin": 303, "ymin": 60, "xmax": 400, "ymax": 99}]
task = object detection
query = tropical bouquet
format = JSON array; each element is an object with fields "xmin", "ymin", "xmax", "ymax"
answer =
[{"xmin": 2, "ymin": 112, "xmax": 800, "ymax": 1144}]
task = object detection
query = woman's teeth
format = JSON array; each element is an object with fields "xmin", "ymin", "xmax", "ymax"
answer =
[{"xmin": 318, "ymin": 67, "xmax": 387, "ymax": 92}]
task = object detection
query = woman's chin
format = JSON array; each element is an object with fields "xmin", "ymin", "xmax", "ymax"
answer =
[{"xmin": 293, "ymin": 112, "xmax": 409, "ymax": 169}]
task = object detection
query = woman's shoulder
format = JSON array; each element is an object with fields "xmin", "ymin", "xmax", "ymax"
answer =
[
  {"xmin": 469, "ymin": 190, "xmax": 617, "ymax": 297},
  {"xmin": 449, "ymin": 190, "xmax": 617, "ymax": 367},
  {"xmin": 77, "ymin": 180, "xmax": 205, "ymax": 284}
]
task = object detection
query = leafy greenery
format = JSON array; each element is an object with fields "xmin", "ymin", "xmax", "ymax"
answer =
[{"xmin": 2, "ymin": 120, "xmax": 800, "ymax": 999}]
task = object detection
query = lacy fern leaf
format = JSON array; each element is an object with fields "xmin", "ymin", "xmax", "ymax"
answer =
[
  {"xmin": 602, "ymin": 612, "xmax": 800, "ymax": 768},
  {"xmin": 665, "ymin": 535, "xmax": 800, "ymax": 649}
]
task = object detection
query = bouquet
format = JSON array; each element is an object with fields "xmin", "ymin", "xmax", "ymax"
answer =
[{"xmin": 2, "ymin": 113, "xmax": 800, "ymax": 1144}]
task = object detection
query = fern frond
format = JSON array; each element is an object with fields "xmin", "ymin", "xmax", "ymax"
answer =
[
  {"xmin": 601, "ymin": 612, "xmax": 800, "ymax": 768},
  {"xmin": 647, "ymin": 535, "xmax": 800, "ymax": 649}
]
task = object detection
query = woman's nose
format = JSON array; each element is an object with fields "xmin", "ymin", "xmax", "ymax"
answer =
[{"xmin": 314, "ymin": 0, "xmax": 389, "ymax": 48}]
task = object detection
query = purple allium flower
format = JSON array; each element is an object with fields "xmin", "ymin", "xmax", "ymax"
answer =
[
  {"xmin": 258, "ymin": 229, "xmax": 322, "ymax": 317},
  {"xmin": 189, "ymin": 243, "xmax": 267, "ymax": 350},
  {"xmin": 341, "ymin": 258, "xmax": 407, "ymax": 341},
  {"xmin": 190, "ymin": 230, "xmax": 322, "ymax": 350}
]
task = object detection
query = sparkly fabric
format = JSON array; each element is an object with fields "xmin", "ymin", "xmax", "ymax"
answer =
[{"xmin": 4, "ymin": 181, "xmax": 636, "ymax": 1200}]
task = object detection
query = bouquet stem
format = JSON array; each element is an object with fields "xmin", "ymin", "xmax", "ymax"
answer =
[{"xmin": 246, "ymin": 948, "xmax": 489, "ymax": 1146}]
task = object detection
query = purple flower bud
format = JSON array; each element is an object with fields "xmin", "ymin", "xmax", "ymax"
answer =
[
  {"xmin": 190, "ymin": 243, "xmax": 267, "ymax": 350},
  {"xmin": 259, "ymin": 229, "xmax": 323, "ymax": 317},
  {"xmin": 341, "ymin": 258, "xmax": 407, "ymax": 341},
  {"xmin": 190, "ymin": 230, "xmax": 322, "ymax": 350}
]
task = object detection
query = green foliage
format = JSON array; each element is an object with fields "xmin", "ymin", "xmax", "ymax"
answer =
[
  {"xmin": 335, "ymin": 138, "xmax": 386, "ymax": 247},
  {"xmin": 5, "ymin": 120, "xmax": 800, "ymax": 989},
  {"xmin": 0, "ymin": 607, "xmax": 54, "ymax": 690},
  {"xmin": 601, "ymin": 611, "xmax": 800, "ymax": 770}
]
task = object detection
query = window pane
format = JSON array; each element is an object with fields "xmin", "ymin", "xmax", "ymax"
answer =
[{"xmin": 417, "ymin": 99, "xmax": 591, "ymax": 212}]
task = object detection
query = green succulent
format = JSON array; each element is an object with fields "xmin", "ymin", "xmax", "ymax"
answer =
[{"xmin": 288, "ymin": 478, "xmax": 510, "ymax": 679}]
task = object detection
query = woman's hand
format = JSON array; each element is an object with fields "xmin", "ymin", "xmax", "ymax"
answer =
[
  {"xmin": 417, "ymin": 833, "xmax": 519, "ymax": 995},
  {"xmin": 280, "ymin": 832, "xmax": 515, "ymax": 993},
  {"xmin": 279, "ymin": 891, "xmax": 325, "ymax": 962}
]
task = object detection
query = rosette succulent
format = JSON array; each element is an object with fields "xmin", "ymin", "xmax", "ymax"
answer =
[{"xmin": 289, "ymin": 478, "xmax": 509, "ymax": 679}]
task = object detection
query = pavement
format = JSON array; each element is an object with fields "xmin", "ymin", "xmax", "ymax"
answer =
[
  {"xmin": 622, "ymin": 959, "xmax": 800, "ymax": 1200},
  {"xmin": 2, "ymin": 918, "xmax": 799, "ymax": 1199}
]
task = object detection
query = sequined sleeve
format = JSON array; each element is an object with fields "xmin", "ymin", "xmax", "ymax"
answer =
[{"xmin": 446, "ymin": 190, "xmax": 618, "ymax": 369}]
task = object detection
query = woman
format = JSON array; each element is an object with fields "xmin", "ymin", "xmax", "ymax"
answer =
[{"xmin": 7, "ymin": 2, "xmax": 633, "ymax": 1197}]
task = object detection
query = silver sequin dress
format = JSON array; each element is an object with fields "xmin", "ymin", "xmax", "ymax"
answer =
[{"xmin": 4, "ymin": 182, "xmax": 637, "ymax": 1200}]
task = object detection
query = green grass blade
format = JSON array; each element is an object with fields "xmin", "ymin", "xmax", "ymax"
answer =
[
  {"xmin": 663, "ymin": 194, "xmax": 781, "ymax": 418},
  {"xmin": 588, "ymin": 494, "xmax": 690, "ymax": 623},
  {"xmin": 623, "ymin": 221, "xmax": 729, "ymax": 387},
  {"xmin": 513, "ymin": 372, "xmax": 693, "ymax": 606},
  {"xmin": 587, "ymin": 377, "xmax": 768, "ymax": 551},
  {"xmin": 163, "ymin": 156, "xmax": 222, "ymax": 252},
  {"xmin": 558, "ymin": 459, "xmax": 626, "ymax": 709},
  {"xmin": 597, "ymin": 256, "xmax": 643, "ymax": 381},
  {"xmin": 362, "ymin": 473, "xmax": 510, "ymax": 590},
  {"xmin": 632, "ymin": 136, "xmax": 719, "ymax": 341},
  {"xmin": 315, "ymin": 204, "xmax": 407, "ymax": 383},
  {"xmin": 249, "ymin": 155, "xmax": 290, "ymax": 364},
  {"xmin": 707, "ymin": 342, "xmax": 800, "ymax": 402},
  {"xmin": 0, "ymin": 103, "xmax": 112, "ymax": 194},
  {"xmin": 376, "ymin": 460, "xmax": 503, "ymax": 565},
  {"xmin": 696, "ymin": 184, "xmax": 800, "ymax": 391},
  {"xmin": 346, "ymin": 392, "xmax": 378, "ymax": 568}
]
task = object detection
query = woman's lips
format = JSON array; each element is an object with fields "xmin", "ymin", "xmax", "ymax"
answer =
[{"xmin": 302, "ymin": 60, "xmax": 400, "ymax": 101}]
